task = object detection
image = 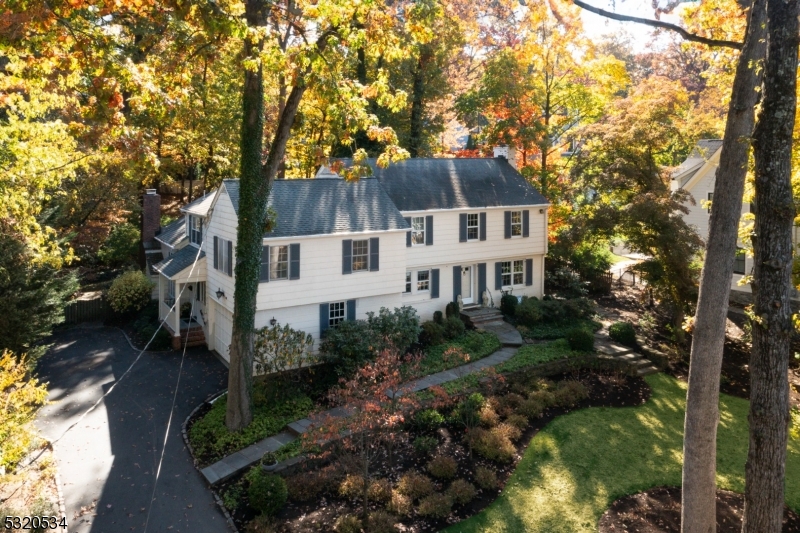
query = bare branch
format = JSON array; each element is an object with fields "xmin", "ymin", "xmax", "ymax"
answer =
[{"xmin": 571, "ymin": 0, "xmax": 743, "ymax": 50}]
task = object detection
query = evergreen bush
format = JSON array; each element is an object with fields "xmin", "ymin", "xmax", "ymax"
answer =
[
  {"xmin": 609, "ymin": 321, "xmax": 637, "ymax": 346},
  {"xmin": 566, "ymin": 328, "xmax": 594, "ymax": 352},
  {"xmin": 500, "ymin": 294, "xmax": 518, "ymax": 316},
  {"xmin": 246, "ymin": 469, "xmax": 287, "ymax": 516}
]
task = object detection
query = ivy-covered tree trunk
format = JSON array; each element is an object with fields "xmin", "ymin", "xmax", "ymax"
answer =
[
  {"xmin": 225, "ymin": 0, "xmax": 310, "ymax": 431},
  {"xmin": 742, "ymin": 0, "xmax": 798, "ymax": 528},
  {"xmin": 408, "ymin": 49, "xmax": 431, "ymax": 158},
  {"xmin": 680, "ymin": 1, "xmax": 766, "ymax": 531}
]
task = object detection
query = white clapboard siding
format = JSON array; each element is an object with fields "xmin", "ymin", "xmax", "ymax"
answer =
[
  {"xmin": 402, "ymin": 206, "xmax": 547, "ymax": 269},
  {"xmin": 205, "ymin": 186, "xmax": 238, "ymax": 314},
  {"xmin": 256, "ymin": 231, "xmax": 407, "ymax": 310}
]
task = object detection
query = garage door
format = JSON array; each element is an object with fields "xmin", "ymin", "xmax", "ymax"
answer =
[{"xmin": 214, "ymin": 304, "xmax": 232, "ymax": 362}]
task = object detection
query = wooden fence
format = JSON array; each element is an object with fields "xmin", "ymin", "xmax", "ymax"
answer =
[{"xmin": 64, "ymin": 294, "xmax": 108, "ymax": 324}]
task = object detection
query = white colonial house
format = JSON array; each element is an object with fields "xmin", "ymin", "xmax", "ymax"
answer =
[
  {"xmin": 145, "ymin": 153, "xmax": 550, "ymax": 358},
  {"xmin": 671, "ymin": 139, "xmax": 800, "ymax": 304}
]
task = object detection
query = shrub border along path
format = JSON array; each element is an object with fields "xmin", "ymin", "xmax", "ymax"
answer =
[{"xmin": 445, "ymin": 373, "xmax": 800, "ymax": 533}]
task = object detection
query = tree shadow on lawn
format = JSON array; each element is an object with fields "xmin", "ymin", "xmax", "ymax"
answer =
[{"xmin": 446, "ymin": 374, "xmax": 800, "ymax": 533}]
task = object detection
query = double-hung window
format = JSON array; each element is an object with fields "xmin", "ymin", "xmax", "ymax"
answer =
[
  {"xmin": 404, "ymin": 272, "xmax": 412, "ymax": 293},
  {"xmin": 411, "ymin": 217, "xmax": 426, "ymax": 245},
  {"xmin": 734, "ymin": 248, "xmax": 746, "ymax": 275},
  {"xmin": 352, "ymin": 240, "xmax": 369, "ymax": 271},
  {"xmin": 165, "ymin": 279, "xmax": 176, "ymax": 306},
  {"xmin": 196, "ymin": 281, "xmax": 206, "ymax": 304},
  {"xmin": 329, "ymin": 301, "xmax": 346, "ymax": 328},
  {"xmin": 214, "ymin": 237, "xmax": 233, "ymax": 276},
  {"xmin": 189, "ymin": 215, "xmax": 202, "ymax": 245},
  {"xmin": 270, "ymin": 245, "xmax": 289, "ymax": 280},
  {"xmin": 510, "ymin": 211, "xmax": 522, "ymax": 237},
  {"xmin": 501, "ymin": 260, "xmax": 524, "ymax": 287},
  {"xmin": 467, "ymin": 213, "xmax": 479, "ymax": 241},
  {"xmin": 417, "ymin": 270, "xmax": 430, "ymax": 292}
]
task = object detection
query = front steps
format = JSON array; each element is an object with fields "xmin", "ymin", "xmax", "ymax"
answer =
[
  {"xmin": 595, "ymin": 338, "xmax": 659, "ymax": 376},
  {"xmin": 460, "ymin": 306, "xmax": 523, "ymax": 347}
]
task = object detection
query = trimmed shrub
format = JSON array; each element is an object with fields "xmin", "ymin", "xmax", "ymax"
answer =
[
  {"xmin": 494, "ymin": 422, "xmax": 522, "ymax": 442},
  {"xmin": 516, "ymin": 298, "xmax": 543, "ymax": 327},
  {"xmin": 609, "ymin": 321, "xmax": 637, "ymax": 346},
  {"xmin": 107, "ymin": 270, "xmax": 154, "ymax": 314},
  {"xmin": 452, "ymin": 393, "xmax": 485, "ymax": 430},
  {"xmin": 478, "ymin": 404, "xmax": 500, "ymax": 428},
  {"xmin": 443, "ymin": 315, "xmax": 465, "ymax": 340},
  {"xmin": 339, "ymin": 474, "xmax": 366, "ymax": 499},
  {"xmin": 414, "ymin": 409, "xmax": 446, "ymax": 432},
  {"xmin": 433, "ymin": 310, "xmax": 444, "ymax": 325},
  {"xmin": 387, "ymin": 490, "xmax": 412, "ymax": 515},
  {"xmin": 554, "ymin": 380, "xmax": 589, "ymax": 407},
  {"xmin": 417, "ymin": 493, "xmax": 453, "ymax": 519},
  {"xmin": 367, "ymin": 510, "xmax": 397, "ymax": 533},
  {"xmin": 396, "ymin": 471, "xmax": 434, "ymax": 500},
  {"xmin": 246, "ymin": 469, "xmax": 287, "ymax": 516},
  {"xmin": 427, "ymin": 455, "xmax": 458, "ymax": 480},
  {"xmin": 517, "ymin": 397, "xmax": 547, "ymax": 419},
  {"xmin": 413, "ymin": 436, "xmax": 439, "ymax": 456},
  {"xmin": 515, "ymin": 297, "xmax": 594, "ymax": 328},
  {"xmin": 367, "ymin": 479, "xmax": 393, "ymax": 503},
  {"xmin": 366, "ymin": 306, "xmax": 421, "ymax": 353},
  {"xmin": 566, "ymin": 327, "xmax": 594, "ymax": 352},
  {"xmin": 505, "ymin": 413, "xmax": 530, "ymax": 430},
  {"xmin": 445, "ymin": 301, "xmax": 460, "ymax": 318},
  {"xmin": 474, "ymin": 466, "xmax": 499, "ymax": 490},
  {"xmin": 333, "ymin": 514, "xmax": 362, "ymax": 533},
  {"xmin": 500, "ymin": 294, "xmax": 518, "ymax": 317},
  {"xmin": 470, "ymin": 427, "xmax": 516, "ymax": 463},
  {"xmin": 420, "ymin": 321, "xmax": 445, "ymax": 346},
  {"xmin": 447, "ymin": 479, "xmax": 477, "ymax": 505}
]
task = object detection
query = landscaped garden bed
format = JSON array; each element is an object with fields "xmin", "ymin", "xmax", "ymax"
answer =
[{"xmin": 222, "ymin": 367, "xmax": 651, "ymax": 532}]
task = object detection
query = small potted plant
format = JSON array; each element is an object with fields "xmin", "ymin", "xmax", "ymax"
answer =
[
  {"xmin": 180, "ymin": 302, "xmax": 192, "ymax": 319},
  {"xmin": 261, "ymin": 452, "xmax": 278, "ymax": 472}
]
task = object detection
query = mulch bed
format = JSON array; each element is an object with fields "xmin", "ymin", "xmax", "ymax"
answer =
[
  {"xmin": 598, "ymin": 486, "xmax": 800, "ymax": 533},
  {"xmin": 225, "ymin": 369, "xmax": 652, "ymax": 532}
]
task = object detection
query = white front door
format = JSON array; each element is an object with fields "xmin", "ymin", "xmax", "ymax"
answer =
[{"xmin": 462, "ymin": 266, "xmax": 473, "ymax": 304}]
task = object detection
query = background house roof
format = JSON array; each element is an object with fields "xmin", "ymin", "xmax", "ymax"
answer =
[
  {"xmin": 367, "ymin": 157, "xmax": 549, "ymax": 211},
  {"xmin": 672, "ymin": 139, "xmax": 723, "ymax": 188},
  {"xmin": 154, "ymin": 217, "xmax": 187, "ymax": 248},
  {"xmin": 152, "ymin": 245, "xmax": 205, "ymax": 279},
  {"xmin": 222, "ymin": 179, "xmax": 410, "ymax": 238}
]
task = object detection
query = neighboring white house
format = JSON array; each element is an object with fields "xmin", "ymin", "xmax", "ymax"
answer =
[
  {"xmin": 671, "ymin": 139, "xmax": 800, "ymax": 304},
  {"xmin": 150, "ymin": 153, "xmax": 550, "ymax": 359}
]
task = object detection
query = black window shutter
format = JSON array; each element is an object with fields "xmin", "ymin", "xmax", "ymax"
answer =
[
  {"xmin": 459, "ymin": 214, "xmax": 467, "ymax": 242},
  {"xmin": 346, "ymin": 299, "xmax": 356, "ymax": 321},
  {"xmin": 525, "ymin": 258, "xmax": 533, "ymax": 286},
  {"xmin": 504, "ymin": 211, "xmax": 511, "ymax": 239},
  {"xmin": 342, "ymin": 240, "xmax": 352, "ymax": 275},
  {"xmin": 478, "ymin": 263, "xmax": 487, "ymax": 299},
  {"xmin": 523, "ymin": 210, "xmax": 530, "ymax": 237},
  {"xmin": 227, "ymin": 240, "xmax": 233, "ymax": 275},
  {"xmin": 453, "ymin": 265, "xmax": 461, "ymax": 302},
  {"xmin": 259, "ymin": 245, "xmax": 270, "ymax": 282},
  {"xmin": 425, "ymin": 215, "xmax": 433, "ymax": 245},
  {"xmin": 404, "ymin": 217, "xmax": 411, "ymax": 247},
  {"xmin": 320, "ymin": 303, "xmax": 330, "ymax": 336},
  {"xmin": 369, "ymin": 238, "xmax": 379, "ymax": 271},
  {"xmin": 479, "ymin": 213, "xmax": 487, "ymax": 241},
  {"xmin": 495, "ymin": 262, "xmax": 502, "ymax": 290},
  {"xmin": 213, "ymin": 236, "xmax": 219, "ymax": 270},
  {"xmin": 290, "ymin": 243, "xmax": 300, "ymax": 280},
  {"xmin": 431, "ymin": 269, "xmax": 440, "ymax": 299}
]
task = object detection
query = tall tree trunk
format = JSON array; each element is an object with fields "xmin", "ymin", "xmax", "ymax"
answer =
[
  {"xmin": 680, "ymin": 2, "xmax": 766, "ymax": 531},
  {"xmin": 408, "ymin": 50, "xmax": 430, "ymax": 158},
  {"xmin": 742, "ymin": 0, "xmax": 798, "ymax": 528}
]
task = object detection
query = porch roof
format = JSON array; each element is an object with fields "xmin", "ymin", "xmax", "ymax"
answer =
[{"xmin": 153, "ymin": 245, "xmax": 205, "ymax": 279}]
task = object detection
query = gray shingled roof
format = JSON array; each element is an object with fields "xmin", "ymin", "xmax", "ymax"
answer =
[
  {"xmin": 368, "ymin": 158, "xmax": 549, "ymax": 211},
  {"xmin": 181, "ymin": 191, "xmax": 215, "ymax": 215},
  {"xmin": 673, "ymin": 139, "xmax": 723, "ymax": 187},
  {"xmin": 222, "ymin": 179, "xmax": 409, "ymax": 238},
  {"xmin": 154, "ymin": 217, "xmax": 187, "ymax": 248},
  {"xmin": 152, "ymin": 245, "xmax": 205, "ymax": 279}
]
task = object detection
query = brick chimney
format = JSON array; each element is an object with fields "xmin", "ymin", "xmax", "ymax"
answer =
[
  {"xmin": 493, "ymin": 145, "xmax": 518, "ymax": 170},
  {"xmin": 140, "ymin": 189, "xmax": 161, "ymax": 268}
]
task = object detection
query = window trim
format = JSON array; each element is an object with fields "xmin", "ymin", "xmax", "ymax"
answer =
[
  {"xmin": 196, "ymin": 281, "xmax": 206, "ymax": 304},
  {"xmin": 329, "ymin": 301, "xmax": 346, "ymax": 328},
  {"xmin": 404, "ymin": 271, "xmax": 412, "ymax": 294},
  {"xmin": 501, "ymin": 260, "xmax": 525, "ymax": 288},
  {"xmin": 733, "ymin": 248, "xmax": 746, "ymax": 275},
  {"xmin": 189, "ymin": 215, "xmax": 203, "ymax": 246},
  {"xmin": 411, "ymin": 216, "xmax": 426, "ymax": 246},
  {"xmin": 270, "ymin": 244, "xmax": 290, "ymax": 281},
  {"xmin": 467, "ymin": 213, "xmax": 479, "ymax": 241},
  {"xmin": 215, "ymin": 237, "xmax": 233, "ymax": 276},
  {"xmin": 352, "ymin": 239, "xmax": 369, "ymax": 272},
  {"xmin": 416, "ymin": 269, "xmax": 430, "ymax": 292},
  {"xmin": 510, "ymin": 211, "xmax": 523, "ymax": 237}
]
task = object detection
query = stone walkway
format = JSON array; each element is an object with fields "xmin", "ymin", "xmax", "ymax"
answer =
[
  {"xmin": 594, "ymin": 333, "xmax": 659, "ymax": 376},
  {"xmin": 200, "ymin": 345, "xmax": 519, "ymax": 485}
]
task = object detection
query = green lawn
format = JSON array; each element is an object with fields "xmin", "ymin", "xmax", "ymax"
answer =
[{"xmin": 446, "ymin": 374, "xmax": 800, "ymax": 533}]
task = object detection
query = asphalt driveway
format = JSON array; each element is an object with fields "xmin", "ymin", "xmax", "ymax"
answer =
[{"xmin": 36, "ymin": 325, "xmax": 230, "ymax": 533}]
